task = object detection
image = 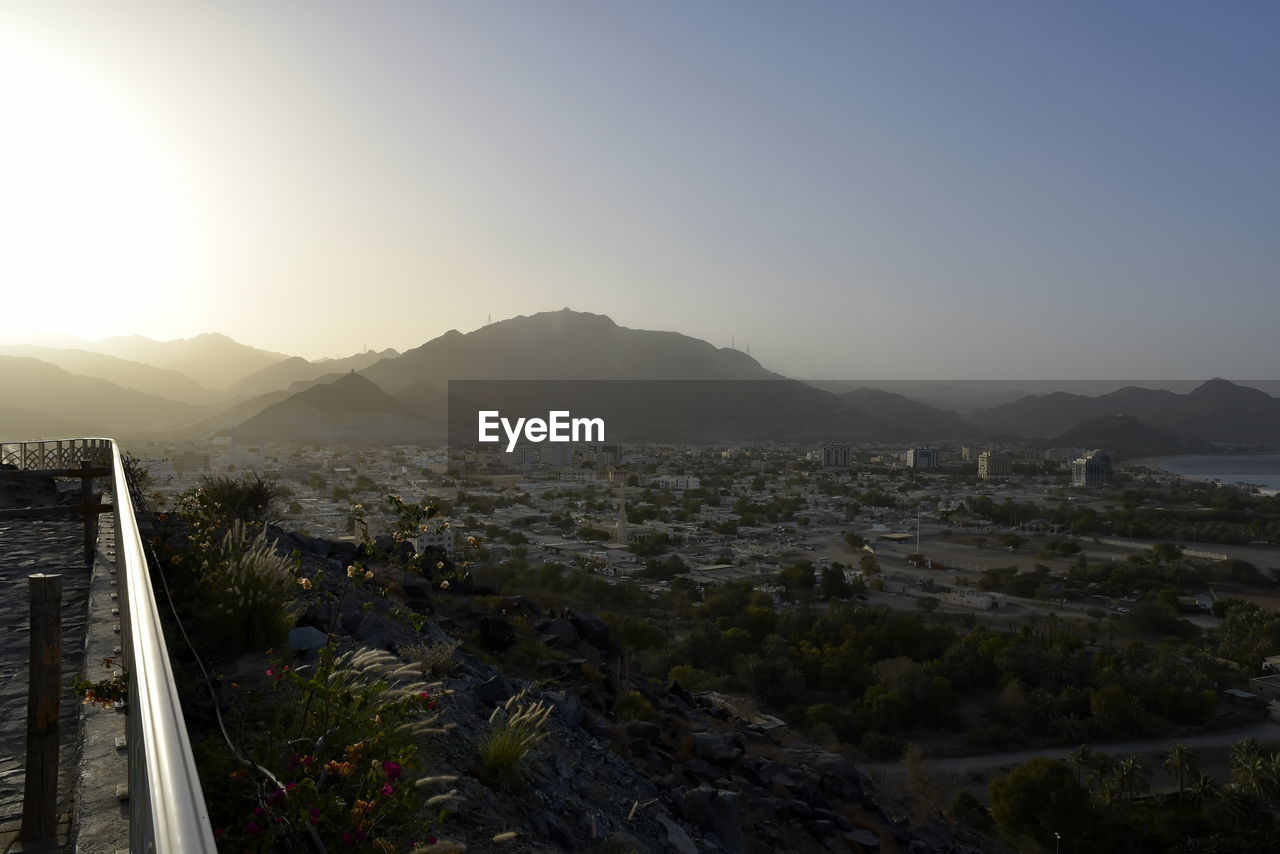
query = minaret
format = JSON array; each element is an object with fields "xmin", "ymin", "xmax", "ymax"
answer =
[{"xmin": 613, "ymin": 478, "xmax": 628, "ymax": 543}]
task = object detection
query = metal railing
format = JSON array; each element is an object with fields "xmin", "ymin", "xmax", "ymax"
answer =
[
  {"xmin": 0, "ymin": 439, "xmax": 112, "ymax": 471},
  {"xmin": 4, "ymin": 438, "xmax": 217, "ymax": 853}
]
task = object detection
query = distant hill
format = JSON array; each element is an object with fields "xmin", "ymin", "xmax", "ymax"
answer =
[
  {"xmin": 0, "ymin": 344, "xmax": 209, "ymax": 403},
  {"xmin": 1051, "ymin": 414, "xmax": 1211, "ymax": 460},
  {"xmin": 0, "ymin": 406, "xmax": 101, "ymax": 442},
  {"xmin": 0, "ymin": 356, "xmax": 202, "ymax": 436},
  {"xmin": 836, "ymin": 387, "xmax": 978, "ymax": 440},
  {"xmin": 972, "ymin": 379, "xmax": 1280, "ymax": 444},
  {"xmin": 361, "ymin": 309, "xmax": 781, "ymax": 394},
  {"xmin": 232, "ymin": 373, "xmax": 438, "ymax": 444},
  {"xmin": 87, "ymin": 333, "xmax": 291, "ymax": 390},
  {"xmin": 228, "ymin": 348, "xmax": 399, "ymax": 397}
]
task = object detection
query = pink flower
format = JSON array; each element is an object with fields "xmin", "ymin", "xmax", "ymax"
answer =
[
  {"xmin": 244, "ymin": 820, "xmax": 262, "ymax": 836},
  {"xmin": 381, "ymin": 783, "xmax": 394, "ymax": 796},
  {"xmin": 264, "ymin": 668, "xmax": 273, "ymax": 677},
  {"xmin": 382, "ymin": 760, "xmax": 402, "ymax": 782}
]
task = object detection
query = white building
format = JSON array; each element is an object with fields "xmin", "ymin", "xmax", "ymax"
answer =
[{"xmin": 654, "ymin": 475, "xmax": 701, "ymax": 491}]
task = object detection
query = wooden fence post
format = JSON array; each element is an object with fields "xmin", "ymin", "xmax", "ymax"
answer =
[{"xmin": 21, "ymin": 572, "xmax": 62, "ymax": 841}]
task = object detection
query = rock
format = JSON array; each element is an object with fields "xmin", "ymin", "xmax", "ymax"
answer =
[
  {"xmin": 681, "ymin": 785, "xmax": 743, "ymax": 854},
  {"xmin": 478, "ymin": 615, "xmax": 516, "ymax": 651},
  {"xmin": 546, "ymin": 690, "xmax": 586, "ymax": 727},
  {"xmin": 474, "ymin": 674, "xmax": 519, "ymax": 707},
  {"xmin": 565, "ymin": 609, "xmax": 612, "ymax": 649},
  {"xmin": 626, "ymin": 720, "xmax": 661, "ymax": 743},
  {"xmin": 287, "ymin": 626, "xmax": 328, "ymax": 652},
  {"xmin": 843, "ymin": 828, "xmax": 880, "ymax": 849},
  {"xmin": 655, "ymin": 814, "xmax": 700, "ymax": 854},
  {"xmin": 692, "ymin": 732, "xmax": 744, "ymax": 765},
  {"xmin": 601, "ymin": 831, "xmax": 649, "ymax": 854},
  {"xmin": 542, "ymin": 617, "xmax": 580, "ymax": 647}
]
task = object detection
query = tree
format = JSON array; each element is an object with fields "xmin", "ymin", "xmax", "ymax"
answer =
[
  {"xmin": 821, "ymin": 565, "xmax": 852, "ymax": 600},
  {"xmin": 916, "ymin": 596, "xmax": 940, "ymax": 614},
  {"xmin": 859, "ymin": 554, "xmax": 880, "ymax": 576},
  {"xmin": 989, "ymin": 758, "xmax": 1092, "ymax": 845},
  {"xmin": 1164, "ymin": 742, "xmax": 1198, "ymax": 801},
  {"xmin": 844, "ymin": 531, "xmax": 866, "ymax": 550}
]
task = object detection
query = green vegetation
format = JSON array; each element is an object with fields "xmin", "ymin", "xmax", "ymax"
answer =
[
  {"xmin": 478, "ymin": 690, "xmax": 553, "ymax": 789},
  {"xmin": 980, "ymin": 739, "xmax": 1280, "ymax": 851}
]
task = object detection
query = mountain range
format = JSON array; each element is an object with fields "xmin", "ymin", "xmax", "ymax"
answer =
[{"xmin": 1, "ymin": 310, "xmax": 1276, "ymax": 452}]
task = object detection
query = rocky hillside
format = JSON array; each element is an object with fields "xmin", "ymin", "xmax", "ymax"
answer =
[{"xmin": 242, "ymin": 525, "xmax": 1002, "ymax": 854}]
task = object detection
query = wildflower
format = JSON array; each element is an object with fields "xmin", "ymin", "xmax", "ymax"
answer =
[
  {"xmin": 420, "ymin": 524, "xmax": 429, "ymax": 532},
  {"xmin": 363, "ymin": 569, "xmax": 373, "ymax": 579},
  {"xmin": 381, "ymin": 783, "xmax": 394, "ymax": 796},
  {"xmin": 264, "ymin": 669, "xmax": 273, "ymax": 677},
  {"xmin": 382, "ymin": 760, "xmax": 402, "ymax": 782},
  {"xmin": 308, "ymin": 806, "xmax": 321, "ymax": 825},
  {"xmin": 467, "ymin": 536, "xmax": 477, "ymax": 546},
  {"xmin": 244, "ymin": 820, "xmax": 262, "ymax": 836},
  {"xmin": 440, "ymin": 580, "xmax": 449, "ymax": 590},
  {"xmin": 441, "ymin": 521, "xmax": 449, "ymax": 529},
  {"xmin": 347, "ymin": 565, "xmax": 358, "ymax": 578},
  {"xmin": 297, "ymin": 577, "xmax": 313, "ymax": 590},
  {"xmin": 436, "ymin": 561, "xmax": 444, "ymax": 569}
]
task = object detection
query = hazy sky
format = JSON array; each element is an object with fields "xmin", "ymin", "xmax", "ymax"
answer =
[{"xmin": 1, "ymin": 2, "xmax": 1276, "ymax": 378}]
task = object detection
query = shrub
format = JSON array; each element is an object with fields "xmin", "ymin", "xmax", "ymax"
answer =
[
  {"xmin": 205, "ymin": 520, "xmax": 297, "ymax": 652},
  {"xmin": 403, "ymin": 638, "xmax": 462, "ymax": 677},
  {"xmin": 183, "ymin": 471, "xmax": 286, "ymax": 528},
  {"xmin": 478, "ymin": 690, "xmax": 553, "ymax": 788},
  {"xmin": 614, "ymin": 689, "xmax": 654, "ymax": 722}
]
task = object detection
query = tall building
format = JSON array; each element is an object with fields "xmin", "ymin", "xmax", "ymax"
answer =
[
  {"xmin": 820, "ymin": 445, "xmax": 850, "ymax": 468},
  {"xmin": 978, "ymin": 451, "xmax": 1012, "ymax": 480},
  {"xmin": 906, "ymin": 448, "xmax": 939, "ymax": 470},
  {"xmin": 1071, "ymin": 452, "xmax": 1110, "ymax": 488}
]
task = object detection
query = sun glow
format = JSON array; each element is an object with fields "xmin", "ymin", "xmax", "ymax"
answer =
[{"xmin": 0, "ymin": 37, "xmax": 201, "ymax": 341}]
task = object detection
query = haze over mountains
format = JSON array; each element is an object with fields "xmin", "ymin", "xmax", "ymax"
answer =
[{"xmin": 0, "ymin": 309, "xmax": 1277, "ymax": 453}]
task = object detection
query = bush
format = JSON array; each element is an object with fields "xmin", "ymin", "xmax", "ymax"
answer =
[
  {"xmin": 204, "ymin": 521, "xmax": 298, "ymax": 652},
  {"xmin": 403, "ymin": 638, "xmax": 462, "ymax": 677},
  {"xmin": 185, "ymin": 471, "xmax": 286, "ymax": 527},
  {"xmin": 479, "ymin": 690, "xmax": 552, "ymax": 788}
]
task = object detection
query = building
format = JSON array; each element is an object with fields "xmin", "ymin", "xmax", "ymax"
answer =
[
  {"xmin": 1071, "ymin": 451, "xmax": 1110, "ymax": 488},
  {"xmin": 414, "ymin": 525, "xmax": 455, "ymax": 557},
  {"xmin": 978, "ymin": 451, "xmax": 1012, "ymax": 481},
  {"xmin": 820, "ymin": 445, "xmax": 850, "ymax": 469},
  {"xmin": 906, "ymin": 448, "xmax": 939, "ymax": 470},
  {"xmin": 653, "ymin": 475, "xmax": 701, "ymax": 491}
]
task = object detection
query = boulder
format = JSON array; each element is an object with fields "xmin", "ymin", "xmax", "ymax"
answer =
[
  {"xmin": 288, "ymin": 625, "xmax": 328, "ymax": 652},
  {"xmin": 478, "ymin": 615, "xmax": 516, "ymax": 651},
  {"xmin": 474, "ymin": 674, "xmax": 519, "ymax": 707},
  {"xmin": 680, "ymin": 785, "xmax": 743, "ymax": 854}
]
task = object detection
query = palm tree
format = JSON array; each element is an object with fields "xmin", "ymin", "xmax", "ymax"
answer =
[
  {"xmin": 1187, "ymin": 772, "xmax": 1218, "ymax": 804},
  {"xmin": 1229, "ymin": 749, "xmax": 1271, "ymax": 799},
  {"xmin": 1068, "ymin": 744, "xmax": 1094, "ymax": 785},
  {"xmin": 1164, "ymin": 742, "xmax": 1199, "ymax": 801},
  {"xmin": 1108, "ymin": 754, "xmax": 1150, "ymax": 805}
]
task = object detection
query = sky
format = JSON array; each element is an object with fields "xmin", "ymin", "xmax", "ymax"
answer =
[{"xmin": 1, "ymin": 1, "xmax": 1277, "ymax": 379}]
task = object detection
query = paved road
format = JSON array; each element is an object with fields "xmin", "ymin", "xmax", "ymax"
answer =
[{"xmin": 863, "ymin": 719, "xmax": 1280, "ymax": 782}]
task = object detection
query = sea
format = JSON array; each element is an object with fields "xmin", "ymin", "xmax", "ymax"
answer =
[{"xmin": 1153, "ymin": 454, "xmax": 1280, "ymax": 493}]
